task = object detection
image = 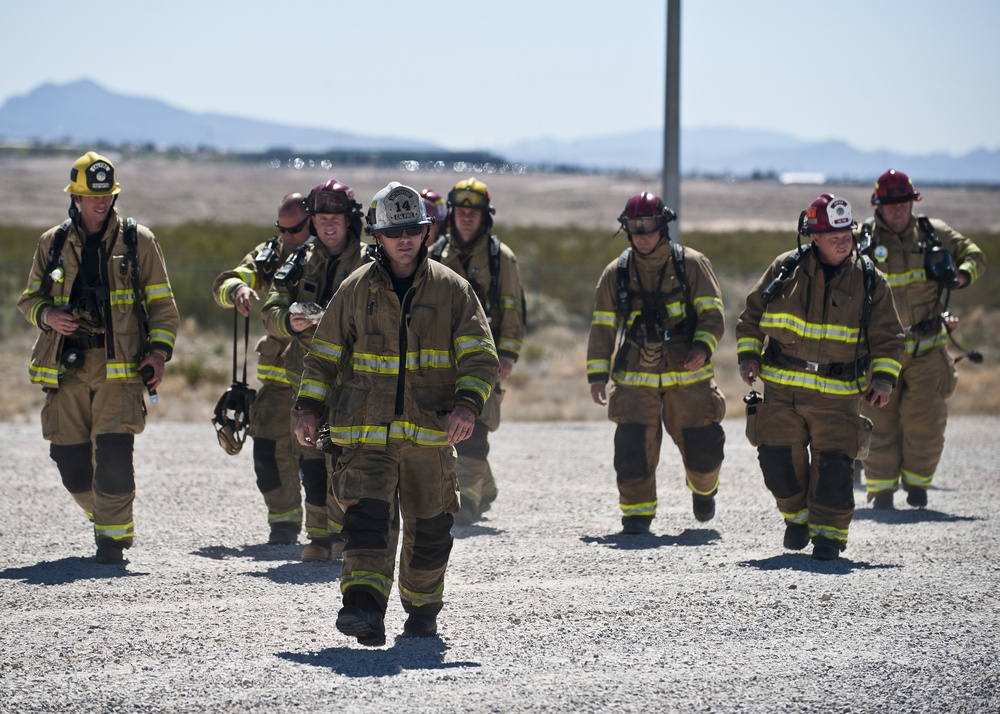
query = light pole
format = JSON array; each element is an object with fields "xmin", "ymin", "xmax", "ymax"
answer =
[{"xmin": 663, "ymin": 0, "xmax": 681, "ymax": 242}]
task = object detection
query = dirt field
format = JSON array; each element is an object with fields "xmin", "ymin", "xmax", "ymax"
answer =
[
  {"xmin": 2, "ymin": 155, "xmax": 1000, "ymax": 232},
  {"xmin": 2, "ymin": 417, "xmax": 998, "ymax": 713}
]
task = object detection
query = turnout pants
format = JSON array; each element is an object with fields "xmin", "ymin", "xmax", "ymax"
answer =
[
  {"xmin": 454, "ymin": 387, "xmax": 501, "ymax": 512},
  {"xmin": 42, "ymin": 346, "xmax": 145, "ymax": 546},
  {"xmin": 747, "ymin": 383, "xmax": 872, "ymax": 548},
  {"xmin": 289, "ymin": 411, "xmax": 344, "ymax": 542},
  {"xmin": 861, "ymin": 346, "xmax": 956, "ymax": 495},
  {"xmin": 607, "ymin": 379, "xmax": 726, "ymax": 520},
  {"xmin": 333, "ymin": 441, "xmax": 460, "ymax": 615},
  {"xmin": 249, "ymin": 382, "xmax": 302, "ymax": 530}
]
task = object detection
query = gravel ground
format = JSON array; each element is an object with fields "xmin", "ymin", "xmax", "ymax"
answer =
[{"xmin": 2, "ymin": 417, "xmax": 998, "ymax": 713}]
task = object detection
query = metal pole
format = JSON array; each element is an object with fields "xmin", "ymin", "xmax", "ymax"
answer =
[{"xmin": 663, "ymin": 0, "xmax": 681, "ymax": 243}]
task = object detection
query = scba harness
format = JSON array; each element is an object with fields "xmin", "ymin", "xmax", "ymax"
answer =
[
  {"xmin": 430, "ymin": 234, "xmax": 528, "ymax": 332},
  {"xmin": 41, "ymin": 217, "xmax": 148, "ymax": 364},
  {"xmin": 212, "ymin": 311, "xmax": 256, "ymax": 455},
  {"xmin": 613, "ymin": 242, "xmax": 695, "ymax": 368}
]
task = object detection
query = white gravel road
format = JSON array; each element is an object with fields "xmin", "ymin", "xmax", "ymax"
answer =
[{"xmin": 2, "ymin": 417, "xmax": 998, "ymax": 713}]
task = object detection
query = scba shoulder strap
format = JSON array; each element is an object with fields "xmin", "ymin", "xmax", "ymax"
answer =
[{"xmin": 615, "ymin": 242, "xmax": 691, "ymax": 316}]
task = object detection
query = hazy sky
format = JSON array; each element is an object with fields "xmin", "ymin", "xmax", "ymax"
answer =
[{"xmin": 3, "ymin": 0, "xmax": 997, "ymax": 156}]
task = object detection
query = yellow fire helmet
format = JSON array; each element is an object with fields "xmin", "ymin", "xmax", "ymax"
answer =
[
  {"xmin": 64, "ymin": 151, "xmax": 121, "ymax": 196},
  {"xmin": 447, "ymin": 177, "xmax": 492, "ymax": 211}
]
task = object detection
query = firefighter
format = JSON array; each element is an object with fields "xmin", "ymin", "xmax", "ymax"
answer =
[
  {"xmin": 211, "ymin": 193, "xmax": 312, "ymax": 545},
  {"xmin": 419, "ymin": 188, "xmax": 447, "ymax": 247},
  {"xmin": 857, "ymin": 170, "xmax": 986, "ymax": 509},
  {"xmin": 587, "ymin": 192, "xmax": 727, "ymax": 535},
  {"xmin": 293, "ymin": 182, "xmax": 498, "ymax": 645},
  {"xmin": 428, "ymin": 178, "xmax": 525, "ymax": 525},
  {"xmin": 261, "ymin": 179, "xmax": 371, "ymax": 562},
  {"xmin": 737, "ymin": 194, "xmax": 904, "ymax": 560},
  {"xmin": 17, "ymin": 151, "xmax": 179, "ymax": 564}
]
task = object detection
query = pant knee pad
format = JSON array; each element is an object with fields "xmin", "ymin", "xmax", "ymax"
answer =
[
  {"xmin": 299, "ymin": 458, "xmax": 327, "ymax": 506},
  {"xmin": 50, "ymin": 442, "xmax": 93, "ymax": 494},
  {"xmin": 253, "ymin": 438, "xmax": 282, "ymax": 493},
  {"xmin": 758, "ymin": 445, "xmax": 799, "ymax": 499},
  {"xmin": 94, "ymin": 433, "xmax": 135, "ymax": 495},
  {"xmin": 614, "ymin": 423, "xmax": 648, "ymax": 483},
  {"xmin": 343, "ymin": 498, "xmax": 391, "ymax": 550},
  {"xmin": 816, "ymin": 451, "xmax": 856, "ymax": 510},
  {"xmin": 409, "ymin": 513, "xmax": 455, "ymax": 571},
  {"xmin": 682, "ymin": 423, "xmax": 725, "ymax": 474}
]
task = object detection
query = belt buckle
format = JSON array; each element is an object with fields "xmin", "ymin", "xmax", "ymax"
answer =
[{"xmin": 805, "ymin": 361, "xmax": 820, "ymax": 373}]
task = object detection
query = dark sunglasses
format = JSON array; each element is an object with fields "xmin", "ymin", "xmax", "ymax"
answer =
[
  {"xmin": 380, "ymin": 225, "xmax": 426, "ymax": 239},
  {"xmin": 274, "ymin": 217, "xmax": 309, "ymax": 234}
]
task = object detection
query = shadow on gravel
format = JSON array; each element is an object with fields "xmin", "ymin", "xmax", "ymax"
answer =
[
  {"xmin": 580, "ymin": 528, "xmax": 720, "ymax": 551},
  {"xmin": 244, "ymin": 561, "xmax": 341, "ymax": 585},
  {"xmin": 277, "ymin": 637, "xmax": 480, "ymax": 678},
  {"xmin": 190, "ymin": 544, "xmax": 301, "ymax": 561},
  {"xmin": 738, "ymin": 554, "xmax": 901, "ymax": 574},
  {"xmin": 452, "ymin": 524, "xmax": 505, "ymax": 540},
  {"xmin": 0, "ymin": 557, "xmax": 146, "ymax": 585},
  {"xmin": 852, "ymin": 509, "xmax": 979, "ymax": 524}
]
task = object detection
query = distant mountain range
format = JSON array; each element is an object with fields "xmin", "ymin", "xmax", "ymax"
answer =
[{"xmin": 2, "ymin": 79, "xmax": 998, "ymax": 183}]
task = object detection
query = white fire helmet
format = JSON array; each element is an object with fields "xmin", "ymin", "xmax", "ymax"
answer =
[{"xmin": 365, "ymin": 182, "xmax": 433, "ymax": 235}]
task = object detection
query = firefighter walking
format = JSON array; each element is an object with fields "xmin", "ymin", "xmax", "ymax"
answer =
[
  {"xmin": 294, "ymin": 182, "xmax": 498, "ymax": 645},
  {"xmin": 737, "ymin": 194, "xmax": 904, "ymax": 560},
  {"xmin": 211, "ymin": 193, "xmax": 312, "ymax": 545},
  {"xmin": 17, "ymin": 151, "xmax": 179, "ymax": 564},
  {"xmin": 429, "ymin": 178, "xmax": 525, "ymax": 525},
  {"xmin": 587, "ymin": 192, "xmax": 727, "ymax": 535},
  {"xmin": 857, "ymin": 170, "xmax": 987, "ymax": 510},
  {"xmin": 262, "ymin": 179, "xmax": 371, "ymax": 562}
]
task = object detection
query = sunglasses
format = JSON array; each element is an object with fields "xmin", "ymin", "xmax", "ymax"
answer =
[
  {"xmin": 274, "ymin": 217, "xmax": 309, "ymax": 234},
  {"xmin": 380, "ymin": 225, "xmax": 426, "ymax": 239}
]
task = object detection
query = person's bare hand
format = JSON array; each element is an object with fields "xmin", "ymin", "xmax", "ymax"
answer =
[
  {"xmin": 684, "ymin": 347, "xmax": 707, "ymax": 372},
  {"xmin": 591, "ymin": 382, "xmax": 607, "ymax": 406},
  {"xmin": 294, "ymin": 412, "xmax": 319, "ymax": 447},
  {"xmin": 289, "ymin": 313, "xmax": 314, "ymax": 333},
  {"xmin": 137, "ymin": 351, "xmax": 166, "ymax": 389},
  {"xmin": 44, "ymin": 307, "xmax": 79, "ymax": 336},
  {"xmin": 234, "ymin": 285, "xmax": 258, "ymax": 317},
  {"xmin": 448, "ymin": 404, "xmax": 477, "ymax": 445},
  {"xmin": 498, "ymin": 357, "xmax": 514, "ymax": 382},
  {"xmin": 740, "ymin": 360, "xmax": 759, "ymax": 387}
]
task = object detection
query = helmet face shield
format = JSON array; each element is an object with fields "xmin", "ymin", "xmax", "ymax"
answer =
[
  {"xmin": 309, "ymin": 191, "xmax": 353, "ymax": 214},
  {"xmin": 623, "ymin": 216, "xmax": 664, "ymax": 235},
  {"xmin": 448, "ymin": 188, "xmax": 490, "ymax": 210}
]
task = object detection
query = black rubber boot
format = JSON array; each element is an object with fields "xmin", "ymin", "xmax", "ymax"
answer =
[
  {"xmin": 621, "ymin": 516, "xmax": 652, "ymax": 535},
  {"xmin": 906, "ymin": 487, "xmax": 928, "ymax": 508},
  {"xmin": 783, "ymin": 521, "xmax": 810, "ymax": 551}
]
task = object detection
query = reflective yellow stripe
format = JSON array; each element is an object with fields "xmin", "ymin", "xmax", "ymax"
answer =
[
  {"xmin": 761, "ymin": 364, "xmax": 867, "ymax": 396},
  {"xmin": 761, "ymin": 312, "xmax": 860, "ymax": 342},
  {"xmin": 901, "ymin": 468, "xmax": 933, "ymax": 488},
  {"xmin": 620, "ymin": 501, "xmax": 657, "ymax": 517},
  {"xmin": 613, "ymin": 363, "xmax": 715, "ymax": 389},
  {"xmin": 94, "ymin": 521, "xmax": 134, "ymax": 540},
  {"xmin": 587, "ymin": 359, "xmax": 611, "ymax": 376},
  {"xmin": 810, "ymin": 523, "xmax": 848, "ymax": 543},
  {"xmin": 591, "ymin": 310, "xmax": 617, "ymax": 328},
  {"xmin": 341, "ymin": 570, "xmax": 393, "ymax": 598},
  {"xmin": 780, "ymin": 507, "xmax": 809, "ymax": 524},
  {"xmin": 268, "ymin": 508, "xmax": 302, "ymax": 525},
  {"xmin": 400, "ymin": 582, "xmax": 445, "ymax": 606},
  {"xmin": 258, "ymin": 365, "xmax": 291, "ymax": 384}
]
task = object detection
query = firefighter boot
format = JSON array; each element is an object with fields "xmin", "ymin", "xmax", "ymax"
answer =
[
  {"xmin": 783, "ymin": 521, "xmax": 810, "ymax": 551},
  {"xmin": 95, "ymin": 540, "xmax": 127, "ymax": 564},
  {"xmin": 268, "ymin": 522, "xmax": 299, "ymax": 545},
  {"xmin": 336, "ymin": 594, "xmax": 385, "ymax": 647},
  {"xmin": 811, "ymin": 537, "xmax": 841, "ymax": 561},
  {"xmin": 402, "ymin": 606, "xmax": 440, "ymax": 638},
  {"xmin": 621, "ymin": 516, "xmax": 652, "ymax": 535},
  {"xmin": 906, "ymin": 487, "xmax": 928, "ymax": 509},
  {"xmin": 692, "ymin": 493, "xmax": 716, "ymax": 523},
  {"xmin": 302, "ymin": 537, "xmax": 332, "ymax": 562},
  {"xmin": 871, "ymin": 492, "xmax": 895, "ymax": 510}
]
